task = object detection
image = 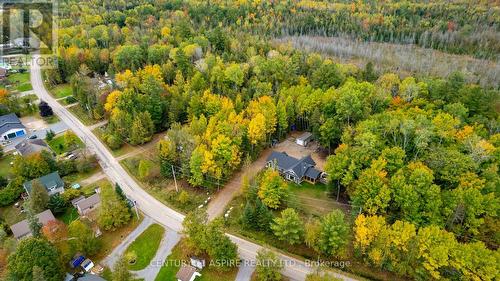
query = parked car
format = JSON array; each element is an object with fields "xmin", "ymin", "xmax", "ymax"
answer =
[{"xmin": 28, "ymin": 135, "xmax": 37, "ymax": 139}]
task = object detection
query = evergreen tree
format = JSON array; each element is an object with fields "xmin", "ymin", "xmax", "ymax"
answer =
[{"xmin": 29, "ymin": 179, "xmax": 49, "ymax": 213}]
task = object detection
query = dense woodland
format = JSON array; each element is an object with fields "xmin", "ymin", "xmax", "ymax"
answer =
[{"xmin": 1, "ymin": 0, "xmax": 498, "ymax": 280}]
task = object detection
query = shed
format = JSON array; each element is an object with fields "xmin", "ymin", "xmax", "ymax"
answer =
[
  {"xmin": 176, "ymin": 265, "xmax": 201, "ymax": 281},
  {"xmin": 296, "ymin": 132, "xmax": 313, "ymax": 147}
]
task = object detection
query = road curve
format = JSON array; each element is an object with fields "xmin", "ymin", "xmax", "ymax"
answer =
[
  {"xmin": 30, "ymin": 58, "xmax": 184, "ymax": 232},
  {"xmin": 30, "ymin": 56, "xmax": 360, "ymax": 281}
]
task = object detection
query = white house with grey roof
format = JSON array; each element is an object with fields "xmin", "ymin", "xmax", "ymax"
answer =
[
  {"xmin": 266, "ymin": 151, "xmax": 325, "ymax": 184},
  {"xmin": 0, "ymin": 113, "xmax": 26, "ymax": 140}
]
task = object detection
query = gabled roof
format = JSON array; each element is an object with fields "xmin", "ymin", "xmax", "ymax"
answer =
[
  {"xmin": 0, "ymin": 113, "xmax": 24, "ymax": 135},
  {"xmin": 15, "ymin": 139, "xmax": 51, "ymax": 156},
  {"xmin": 10, "ymin": 209, "xmax": 55, "ymax": 239},
  {"xmin": 75, "ymin": 193, "xmax": 101, "ymax": 211},
  {"xmin": 267, "ymin": 151, "xmax": 320, "ymax": 179},
  {"xmin": 23, "ymin": 171, "xmax": 64, "ymax": 195}
]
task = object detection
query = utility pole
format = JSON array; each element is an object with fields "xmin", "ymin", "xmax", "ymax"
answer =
[
  {"xmin": 133, "ymin": 200, "xmax": 139, "ymax": 219},
  {"xmin": 171, "ymin": 165, "xmax": 178, "ymax": 192}
]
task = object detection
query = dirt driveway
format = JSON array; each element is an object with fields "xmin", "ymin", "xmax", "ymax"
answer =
[
  {"xmin": 20, "ymin": 116, "xmax": 48, "ymax": 132},
  {"xmin": 272, "ymin": 132, "xmax": 327, "ymax": 170}
]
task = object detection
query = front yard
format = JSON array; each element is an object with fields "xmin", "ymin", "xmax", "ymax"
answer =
[
  {"xmin": 47, "ymin": 131, "xmax": 84, "ymax": 155},
  {"xmin": 2, "ymin": 72, "xmax": 32, "ymax": 92},
  {"xmin": 49, "ymin": 84, "xmax": 72, "ymax": 99},
  {"xmin": 0, "ymin": 204, "xmax": 25, "ymax": 226},
  {"xmin": 125, "ymin": 223, "xmax": 165, "ymax": 270},
  {"xmin": 154, "ymin": 239, "xmax": 238, "ymax": 281}
]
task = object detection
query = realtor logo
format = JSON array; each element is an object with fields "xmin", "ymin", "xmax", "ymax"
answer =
[{"xmin": 0, "ymin": 0, "xmax": 58, "ymax": 68}]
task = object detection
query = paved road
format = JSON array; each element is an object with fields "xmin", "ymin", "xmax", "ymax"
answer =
[
  {"xmin": 133, "ymin": 229, "xmax": 181, "ymax": 281},
  {"xmin": 103, "ymin": 217, "xmax": 154, "ymax": 268},
  {"xmin": 30, "ymin": 59, "xmax": 184, "ymax": 232},
  {"xmin": 31, "ymin": 56, "xmax": 359, "ymax": 281}
]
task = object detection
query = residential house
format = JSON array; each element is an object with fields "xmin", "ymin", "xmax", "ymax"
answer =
[
  {"xmin": 0, "ymin": 113, "xmax": 26, "ymax": 140},
  {"xmin": 176, "ymin": 265, "xmax": 201, "ymax": 281},
  {"xmin": 72, "ymin": 193, "xmax": 101, "ymax": 215},
  {"xmin": 23, "ymin": 171, "xmax": 65, "ymax": 196},
  {"xmin": 295, "ymin": 132, "xmax": 313, "ymax": 147},
  {"xmin": 10, "ymin": 209, "xmax": 56, "ymax": 239},
  {"xmin": 15, "ymin": 138, "xmax": 52, "ymax": 156},
  {"xmin": 266, "ymin": 151, "xmax": 325, "ymax": 184}
]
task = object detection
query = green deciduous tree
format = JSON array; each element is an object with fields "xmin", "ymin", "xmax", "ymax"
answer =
[
  {"xmin": 113, "ymin": 254, "xmax": 134, "ymax": 281},
  {"xmin": 130, "ymin": 111, "xmax": 154, "ymax": 145},
  {"xmin": 68, "ymin": 220, "xmax": 101, "ymax": 256},
  {"xmin": 317, "ymin": 210, "xmax": 349, "ymax": 257},
  {"xmin": 271, "ymin": 208, "xmax": 304, "ymax": 245},
  {"xmin": 29, "ymin": 179, "xmax": 49, "ymax": 213},
  {"xmin": 255, "ymin": 249, "xmax": 283, "ymax": 281},
  {"xmin": 7, "ymin": 238, "xmax": 63, "ymax": 281},
  {"xmin": 98, "ymin": 184, "xmax": 131, "ymax": 231},
  {"xmin": 258, "ymin": 169, "xmax": 288, "ymax": 209}
]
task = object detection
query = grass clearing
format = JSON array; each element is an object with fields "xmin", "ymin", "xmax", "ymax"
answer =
[
  {"xmin": 0, "ymin": 204, "xmax": 26, "ymax": 226},
  {"xmin": 121, "ymin": 157, "xmax": 207, "ymax": 214},
  {"xmin": 50, "ymin": 84, "xmax": 72, "ymax": 99},
  {"xmin": 68, "ymin": 104, "xmax": 102, "ymax": 126},
  {"xmin": 47, "ymin": 132, "xmax": 84, "ymax": 155},
  {"xmin": 125, "ymin": 223, "xmax": 165, "ymax": 270},
  {"xmin": 81, "ymin": 178, "xmax": 111, "ymax": 196},
  {"xmin": 0, "ymin": 154, "xmax": 14, "ymax": 178},
  {"xmin": 6, "ymin": 72, "xmax": 32, "ymax": 92}
]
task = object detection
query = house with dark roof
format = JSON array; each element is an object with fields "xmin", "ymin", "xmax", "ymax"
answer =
[
  {"xmin": 266, "ymin": 151, "xmax": 325, "ymax": 184},
  {"xmin": 23, "ymin": 171, "xmax": 65, "ymax": 196},
  {"xmin": 0, "ymin": 113, "xmax": 26, "ymax": 140},
  {"xmin": 15, "ymin": 138, "xmax": 52, "ymax": 156},
  {"xmin": 10, "ymin": 209, "xmax": 56, "ymax": 239}
]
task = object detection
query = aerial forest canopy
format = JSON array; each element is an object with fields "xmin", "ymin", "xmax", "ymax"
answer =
[{"xmin": 30, "ymin": 0, "xmax": 500, "ymax": 280}]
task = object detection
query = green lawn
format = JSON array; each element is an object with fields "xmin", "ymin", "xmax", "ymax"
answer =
[
  {"xmin": 47, "ymin": 132, "xmax": 84, "ymax": 155},
  {"xmin": 68, "ymin": 104, "xmax": 102, "ymax": 126},
  {"xmin": 0, "ymin": 204, "xmax": 26, "ymax": 226},
  {"xmin": 286, "ymin": 182, "xmax": 345, "ymax": 216},
  {"xmin": 57, "ymin": 207, "xmax": 79, "ymax": 225},
  {"xmin": 7, "ymin": 72, "xmax": 32, "ymax": 92},
  {"xmin": 0, "ymin": 154, "xmax": 14, "ymax": 178},
  {"xmin": 125, "ymin": 223, "xmax": 165, "ymax": 270},
  {"xmin": 155, "ymin": 239, "xmax": 237, "ymax": 281},
  {"xmin": 43, "ymin": 115, "xmax": 60, "ymax": 124},
  {"xmin": 81, "ymin": 178, "xmax": 111, "ymax": 196},
  {"xmin": 50, "ymin": 84, "xmax": 72, "ymax": 99}
]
